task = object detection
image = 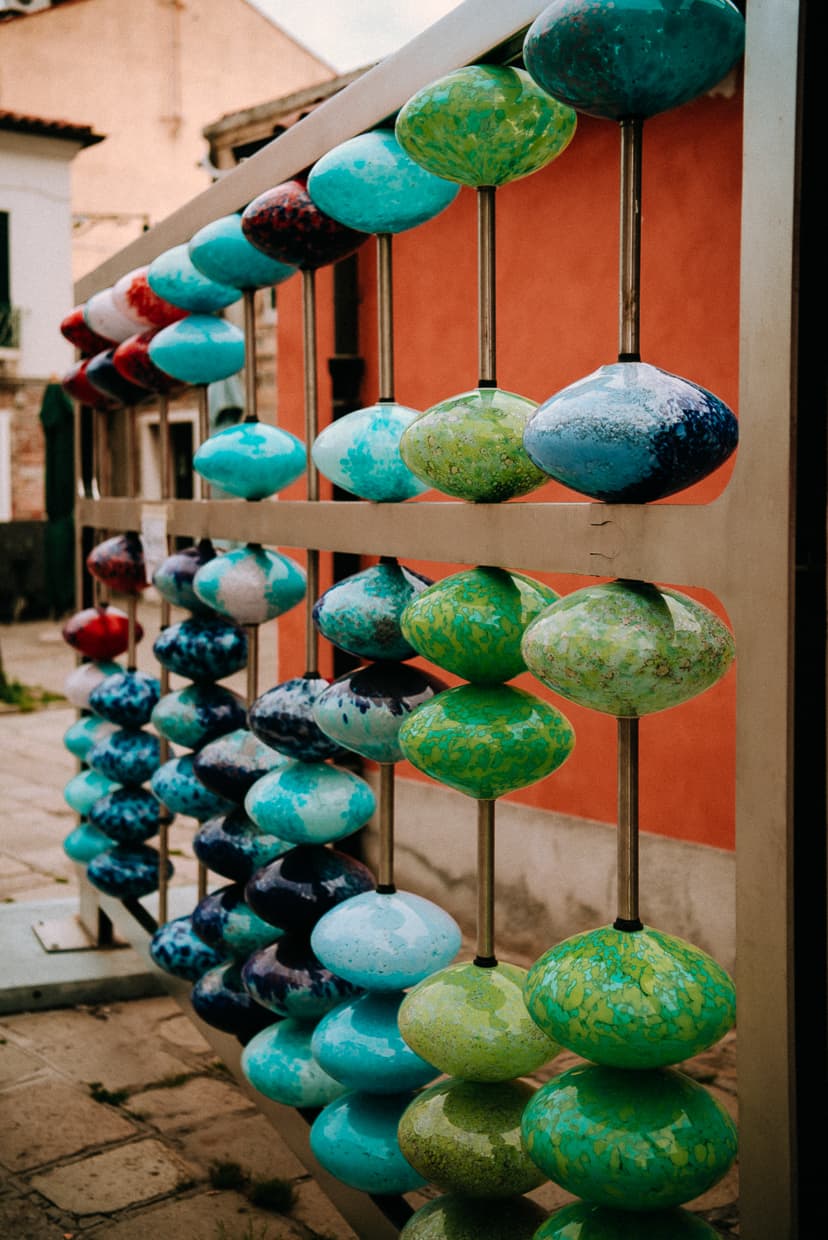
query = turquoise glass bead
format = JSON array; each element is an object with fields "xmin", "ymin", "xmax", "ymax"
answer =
[
  {"xmin": 398, "ymin": 683, "xmax": 575, "ymax": 799},
  {"xmin": 241, "ymin": 1018, "xmax": 347, "ymax": 1108},
  {"xmin": 312, "ymin": 402, "xmax": 429, "ymax": 501},
  {"xmin": 400, "ymin": 388, "xmax": 545, "ymax": 502},
  {"xmin": 192, "ymin": 808, "xmax": 292, "ymax": 882},
  {"xmin": 149, "ymin": 915, "xmax": 225, "ymax": 982},
  {"xmin": 87, "ymin": 727, "xmax": 160, "ymax": 787},
  {"xmin": 524, "ymin": 924, "xmax": 736, "ymax": 1070},
  {"xmin": 192, "ymin": 883, "xmax": 283, "ymax": 958},
  {"xmin": 188, "ymin": 213, "xmax": 297, "ymax": 290},
  {"xmin": 87, "ymin": 844, "xmax": 172, "ymax": 899},
  {"xmin": 88, "ymin": 670, "xmax": 160, "ymax": 729},
  {"xmin": 88, "ymin": 786, "xmax": 162, "ymax": 844},
  {"xmin": 311, "ymin": 991, "xmax": 438, "ymax": 1094},
  {"xmin": 396, "ymin": 65, "xmax": 576, "ymax": 187},
  {"xmin": 308, "ymin": 128, "xmax": 459, "ymax": 234},
  {"xmin": 399, "ymin": 960, "xmax": 559, "ymax": 1083},
  {"xmin": 192, "ymin": 545, "xmax": 306, "ymax": 626},
  {"xmin": 312, "ymin": 661, "xmax": 447, "ymax": 764},
  {"xmin": 521, "ymin": 1064, "xmax": 738, "ymax": 1211},
  {"xmin": 152, "ymin": 541, "xmax": 216, "ymax": 613},
  {"xmin": 63, "ymin": 821, "xmax": 112, "ymax": 863},
  {"xmin": 153, "ymin": 616, "xmax": 248, "ymax": 682},
  {"xmin": 193, "ymin": 421, "xmax": 306, "ymax": 500},
  {"xmin": 151, "ymin": 683, "xmax": 246, "ymax": 750},
  {"xmin": 400, "ymin": 1194, "xmax": 547, "ymax": 1239},
  {"xmin": 523, "ymin": 0, "xmax": 746, "ymax": 121},
  {"xmin": 64, "ymin": 769, "xmax": 119, "ymax": 815},
  {"xmin": 64, "ymin": 660, "xmax": 122, "ymax": 709},
  {"xmin": 401, "ymin": 566, "xmax": 558, "ymax": 683},
  {"xmin": 521, "ymin": 580, "xmax": 735, "ymax": 717},
  {"xmin": 310, "ymin": 890, "xmax": 462, "ymax": 992},
  {"xmin": 146, "ymin": 245, "xmax": 241, "ymax": 312},
  {"xmin": 310, "ymin": 1091, "xmax": 427, "ymax": 1194},
  {"xmin": 241, "ymin": 933, "xmax": 363, "ymax": 1021},
  {"xmin": 63, "ymin": 716, "xmax": 116, "ymax": 761},
  {"xmin": 313, "ymin": 559, "xmax": 432, "ymax": 662},
  {"xmin": 192, "ymin": 728, "xmax": 288, "ymax": 804},
  {"xmin": 244, "ymin": 759, "xmax": 376, "ymax": 845},
  {"xmin": 148, "ymin": 314, "xmax": 245, "ymax": 385},
  {"xmin": 151, "ymin": 755, "xmax": 234, "ymax": 821},
  {"xmin": 534, "ymin": 1202, "xmax": 723, "ymax": 1239},
  {"xmin": 398, "ymin": 1078, "xmax": 545, "ymax": 1198}
]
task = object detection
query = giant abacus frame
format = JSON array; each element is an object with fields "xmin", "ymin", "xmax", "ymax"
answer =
[{"xmin": 64, "ymin": 1, "xmax": 823, "ymax": 1236}]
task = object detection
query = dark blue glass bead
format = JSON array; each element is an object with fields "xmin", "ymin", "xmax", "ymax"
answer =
[
  {"xmin": 192, "ymin": 883, "xmax": 283, "ymax": 959},
  {"xmin": 153, "ymin": 616, "xmax": 248, "ymax": 682},
  {"xmin": 88, "ymin": 786, "xmax": 163, "ymax": 843},
  {"xmin": 150, "ymin": 755, "xmax": 235, "ymax": 821},
  {"xmin": 88, "ymin": 669, "xmax": 161, "ymax": 728},
  {"xmin": 153, "ymin": 541, "xmax": 216, "ymax": 614},
  {"xmin": 86, "ymin": 844, "xmax": 172, "ymax": 899},
  {"xmin": 244, "ymin": 844, "xmax": 376, "ymax": 935},
  {"xmin": 241, "ymin": 933, "xmax": 363, "ymax": 1021},
  {"xmin": 248, "ymin": 676, "xmax": 348, "ymax": 762},
  {"xmin": 192, "ymin": 808, "xmax": 292, "ymax": 882},
  {"xmin": 192, "ymin": 728, "xmax": 288, "ymax": 804},
  {"xmin": 149, "ymin": 915, "xmax": 226, "ymax": 982},
  {"xmin": 190, "ymin": 961, "xmax": 277, "ymax": 1043},
  {"xmin": 87, "ymin": 727, "xmax": 161, "ymax": 787}
]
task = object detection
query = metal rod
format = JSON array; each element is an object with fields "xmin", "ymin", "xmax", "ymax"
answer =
[
  {"xmin": 618, "ymin": 117, "xmax": 643, "ymax": 361},
  {"xmin": 246, "ymin": 624, "xmax": 259, "ymax": 707},
  {"xmin": 157, "ymin": 394, "xmax": 172, "ymax": 924},
  {"xmin": 302, "ymin": 268, "xmax": 320, "ymax": 674},
  {"xmin": 615, "ymin": 716, "xmax": 642, "ymax": 928},
  {"xmin": 158, "ymin": 396, "xmax": 171, "ymax": 501},
  {"xmin": 126, "ymin": 405, "xmax": 139, "ymax": 498},
  {"xmin": 197, "ymin": 861, "xmax": 208, "ymax": 902},
  {"xmin": 377, "ymin": 233, "xmax": 394, "ymax": 402},
  {"xmin": 243, "ymin": 287, "xmax": 258, "ymax": 422},
  {"xmin": 477, "ymin": 186, "xmax": 496, "ymax": 385},
  {"xmin": 377, "ymin": 764, "xmax": 395, "ymax": 891},
  {"xmin": 126, "ymin": 594, "xmax": 138, "ymax": 669},
  {"xmin": 475, "ymin": 798, "xmax": 496, "ymax": 965},
  {"xmin": 196, "ymin": 387, "xmax": 211, "ymax": 500}
]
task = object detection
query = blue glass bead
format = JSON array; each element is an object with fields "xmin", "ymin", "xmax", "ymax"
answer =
[
  {"xmin": 87, "ymin": 844, "xmax": 172, "ymax": 899},
  {"xmin": 241, "ymin": 933, "xmax": 363, "ymax": 1021},
  {"xmin": 523, "ymin": 0, "xmax": 746, "ymax": 122},
  {"xmin": 310, "ymin": 1091, "xmax": 427, "ymax": 1194},
  {"xmin": 88, "ymin": 670, "xmax": 160, "ymax": 728},
  {"xmin": 245, "ymin": 844, "xmax": 376, "ymax": 935},
  {"xmin": 88, "ymin": 786, "xmax": 163, "ymax": 843},
  {"xmin": 241, "ymin": 1018, "xmax": 348, "ymax": 1108},
  {"xmin": 146, "ymin": 245, "xmax": 241, "ymax": 313},
  {"xmin": 192, "ymin": 728, "xmax": 288, "ymax": 804},
  {"xmin": 149, "ymin": 915, "xmax": 226, "ymax": 982},
  {"xmin": 399, "ymin": 1194, "xmax": 548, "ymax": 1239},
  {"xmin": 192, "ymin": 545, "xmax": 306, "ymax": 626},
  {"xmin": 153, "ymin": 616, "xmax": 248, "ymax": 682},
  {"xmin": 151, "ymin": 755, "xmax": 235, "ymax": 821},
  {"xmin": 311, "ymin": 402, "xmax": 429, "ymax": 501},
  {"xmin": 85, "ymin": 349, "xmax": 148, "ymax": 408},
  {"xmin": 310, "ymin": 890, "xmax": 461, "ymax": 992},
  {"xmin": 244, "ymin": 760, "xmax": 376, "ymax": 846},
  {"xmin": 148, "ymin": 314, "xmax": 245, "ymax": 385},
  {"xmin": 534, "ymin": 1202, "xmax": 723, "ymax": 1240},
  {"xmin": 312, "ymin": 661, "xmax": 447, "ymax": 764},
  {"xmin": 193, "ymin": 808, "xmax": 293, "ymax": 883},
  {"xmin": 86, "ymin": 531, "xmax": 148, "ymax": 594},
  {"xmin": 63, "ymin": 716, "xmax": 117, "ymax": 761},
  {"xmin": 152, "ymin": 541, "xmax": 216, "ymax": 613},
  {"xmin": 248, "ymin": 676, "xmax": 348, "ymax": 762},
  {"xmin": 313, "ymin": 559, "xmax": 432, "ymax": 661},
  {"xmin": 523, "ymin": 362, "xmax": 738, "ymax": 503},
  {"xmin": 188, "ymin": 213, "xmax": 297, "ymax": 290},
  {"xmin": 64, "ymin": 660, "xmax": 123, "ymax": 709},
  {"xmin": 151, "ymin": 683, "xmax": 246, "ymax": 750},
  {"xmin": 63, "ymin": 821, "xmax": 112, "ymax": 863},
  {"xmin": 312, "ymin": 991, "xmax": 439, "ymax": 1094},
  {"xmin": 64, "ymin": 769, "xmax": 119, "ymax": 815},
  {"xmin": 190, "ymin": 960, "xmax": 276, "ymax": 1042},
  {"xmin": 192, "ymin": 882, "xmax": 283, "ymax": 959},
  {"xmin": 193, "ymin": 422, "xmax": 306, "ymax": 501},
  {"xmin": 87, "ymin": 727, "xmax": 161, "ymax": 787}
]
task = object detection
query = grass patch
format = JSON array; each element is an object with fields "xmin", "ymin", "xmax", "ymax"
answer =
[
  {"xmin": 246, "ymin": 1177, "xmax": 295, "ymax": 1214},
  {"xmin": 89, "ymin": 1081, "xmax": 129, "ymax": 1106},
  {"xmin": 214, "ymin": 1222, "xmax": 273, "ymax": 1240},
  {"xmin": 0, "ymin": 677, "xmax": 64, "ymax": 713},
  {"xmin": 153, "ymin": 1071, "xmax": 198, "ymax": 1089},
  {"xmin": 208, "ymin": 1160, "xmax": 248, "ymax": 1192}
]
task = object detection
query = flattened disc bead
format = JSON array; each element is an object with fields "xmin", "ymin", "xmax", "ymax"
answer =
[
  {"xmin": 193, "ymin": 422, "xmax": 306, "ymax": 500},
  {"xmin": 399, "ymin": 1194, "xmax": 548, "ymax": 1240},
  {"xmin": 311, "ymin": 991, "xmax": 439, "ymax": 1094},
  {"xmin": 311, "ymin": 402, "xmax": 428, "ymax": 501},
  {"xmin": 533, "ymin": 1202, "xmax": 724, "ymax": 1239},
  {"xmin": 310, "ymin": 1091, "xmax": 427, "ymax": 1195},
  {"xmin": 241, "ymin": 1019, "xmax": 347, "ymax": 1108}
]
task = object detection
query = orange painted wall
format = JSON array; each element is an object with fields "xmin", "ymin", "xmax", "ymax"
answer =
[{"xmin": 274, "ymin": 87, "xmax": 742, "ymax": 852}]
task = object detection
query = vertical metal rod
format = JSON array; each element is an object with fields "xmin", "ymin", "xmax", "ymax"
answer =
[
  {"xmin": 246, "ymin": 624, "xmax": 259, "ymax": 708},
  {"xmin": 477, "ymin": 186, "xmax": 496, "ymax": 386},
  {"xmin": 158, "ymin": 396, "xmax": 170, "ymax": 501},
  {"xmin": 72, "ymin": 398, "xmax": 85, "ymax": 617},
  {"xmin": 377, "ymin": 764, "xmax": 395, "ymax": 891},
  {"xmin": 618, "ymin": 118, "xmax": 643, "ymax": 361},
  {"xmin": 475, "ymin": 799, "xmax": 497, "ymax": 965},
  {"xmin": 243, "ymin": 287, "xmax": 258, "ymax": 422},
  {"xmin": 302, "ymin": 268, "xmax": 320, "ymax": 674},
  {"xmin": 92, "ymin": 413, "xmax": 109, "ymax": 606},
  {"xmin": 156, "ymin": 395, "xmax": 172, "ymax": 925},
  {"xmin": 126, "ymin": 594, "xmax": 138, "ymax": 670},
  {"xmin": 196, "ymin": 387, "xmax": 211, "ymax": 500},
  {"xmin": 615, "ymin": 716, "xmax": 642, "ymax": 928},
  {"xmin": 126, "ymin": 405, "xmax": 139, "ymax": 498},
  {"xmin": 377, "ymin": 233, "xmax": 394, "ymax": 402}
]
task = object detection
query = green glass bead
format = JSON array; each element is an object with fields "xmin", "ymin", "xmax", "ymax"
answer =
[
  {"xmin": 400, "ymin": 388, "xmax": 546, "ymax": 503},
  {"xmin": 395, "ymin": 65, "xmax": 576, "ymax": 188},
  {"xmin": 399, "ymin": 960, "xmax": 560, "ymax": 1082},
  {"xmin": 521, "ymin": 1065, "xmax": 738, "ymax": 1211},
  {"xmin": 521, "ymin": 580, "xmax": 735, "ymax": 717},
  {"xmin": 398, "ymin": 1078, "xmax": 546, "ymax": 1199},
  {"xmin": 534, "ymin": 1201, "xmax": 723, "ymax": 1239},
  {"xmin": 524, "ymin": 924, "xmax": 735, "ymax": 1070},
  {"xmin": 400, "ymin": 1193, "xmax": 547, "ymax": 1239},
  {"xmin": 398, "ymin": 683, "xmax": 574, "ymax": 799},
  {"xmin": 401, "ymin": 566, "xmax": 558, "ymax": 683}
]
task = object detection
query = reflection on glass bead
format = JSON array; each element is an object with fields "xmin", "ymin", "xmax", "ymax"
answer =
[
  {"xmin": 248, "ymin": 676, "xmax": 347, "ymax": 763},
  {"xmin": 88, "ymin": 669, "xmax": 160, "ymax": 728},
  {"xmin": 312, "ymin": 662, "xmax": 447, "ymax": 764},
  {"xmin": 188, "ymin": 213, "xmax": 297, "ymax": 290},
  {"xmin": 396, "ymin": 65, "xmax": 576, "ymax": 187},
  {"xmin": 523, "ymin": 0, "xmax": 745, "ymax": 121},
  {"xmin": 88, "ymin": 786, "xmax": 163, "ymax": 844},
  {"xmin": 241, "ymin": 1018, "xmax": 347, "ymax": 1108},
  {"xmin": 153, "ymin": 616, "xmax": 247, "ymax": 682},
  {"xmin": 151, "ymin": 755, "xmax": 234, "ymax": 821},
  {"xmin": 400, "ymin": 388, "xmax": 545, "ymax": 503},
  {"xmin": 399, "ymin": 1194, "xmax": 548, "ymax": 1240},
  {"xmin": 63, "ymin": 821, "xmax": 112, "ymax": 863},
  {"xmin": 192, "ymin": 422, "xmax": 306, "ymax": 501},
  {"xmin": 244, "ymin": 760, "xmax": 376, "ymax": 845},
  {"xmin": 146, "ymin": 245, "xmax": 241, "ymax": 313},
  {"xmin": 192, "ymin": 728, "xmax": 288, "ymax": 804},
  {"xmin": 244, "ymin": 844, "xmax": 376, "ymax": 935},
  {"xmin": 399, "ymin": 683, "xmax": 574, "ymax": 799},
  {"xmin": 192, "ymin": 883, "xmax": 283, "ymax": 958},
  {"xmin": 64, "ymin": 769, "xmax": 119, "ymax": 815},
  {"xmin": 86, "ymin": 533, "xmax": 148, "ymax": 594},
  {"xmin": 312, "ymin": 991, "xmax": 438, "ymax": 1094},
  {"xmin": 398, "ymin": 1078, "xmax": 545, "ymax": 1198},
  {"xmin": 522, "ymin": 362, "xmax": 738, "ymax": 504},
  {"xmin": 311, "ymin": 1091, "xmax": 427, "ymax": 1194},
  {"xmin": 111, "ymin": 265, "xmax": 188, "ymax": 330},
  {"xmin": 64, "ymin": 660, "xmax": 123, "ymax": 709},
  {"xmin": 534, "ymin": 1201, "xmax": 723, "ymax": 1239},
  {"xmin": 63, "ymin": 716, "xmax": 117, "ymax": 760},
  {"xmin": 192, "ymin": 808, "xmax": 292, "ymax": 882},
  {"xmin": 149, "ymin": 915, "xmax": 225, "ymax": 982},
  {"xmin": 87, "ymin": 844, "xmax": 172, "ymax": 899},
  {"xmin": 521, "ymin": 580, "xmax": 735, "ymax": 718},
  {"xmin": 312, "ymin": 402, "xmax": 429, "ymax": 502},
  {"xmin": 241, "ymin": 177, "xmax": 369, "ymax": 271},
  {"xmin": 87, "ymin": 728, "xmax": 160, "ymax": 787},
  {"xmin": 313, "ymin": 560, "xmax": 432, "ymax": 662},
  {"xmin": 191, "ymin": 960, "xmax": 276, "ymax": 1042},
  {"xmin": 83, "ymin": 288, "xmax": 138, "ymax": 344},
  {"xmin": 241, "ymin": 933, "xmax": 363, "ymax": 1021},
  {"xmin": 150, "ymin": 683, "xmax": 246, "ymax": 749},
  {"xmin": 399, "ymin": 960, "xmax": 559, "ymax": 1083},
  {"xmin": 192, "ymin": 545, "xmax": 306, "ymax": 626},
  {"xmin": 63, "ymin": 606, "xmax": 140, "ymax": 661},
  {"xmin": 148, "ymin": 315, "xmax": 245, "ymax": 385},
  {"xmin": 153, "ymin": 541, "xmax": 216, "ymax": 613}
]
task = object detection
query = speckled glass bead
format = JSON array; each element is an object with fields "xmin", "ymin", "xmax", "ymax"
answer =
[
  {"xmin": 312, "ymin": 402, "xmax": 429, "ymax": 502},
  {"xmin": 192, "ymin": 422, "xmax": 306, "ymax": 500},
  {"xmin": 313, "ymin": 560, "xmax": 432, "ymax": 661},
  {"xmin": 63, "ymin": 716, "xmax": 117, "ymax": 760},
  {"xmin": 311, "ymin": 991, "xmax": 439, "ymax": 1094},
  {"xmin": 241, "ymin": 1018, "xmax": 347, "ymax": 1108},
  {"xmin": 88, "ymin": 786, "xmax": 163, "ymax": 844},
  {"xmin": 193, "ymin": 808, "xmax": 292, "ymax": 882},
  {"xmin": 60, "ymin": 305, "xmax": 111, "ymax": 355},
  {"xmin": 86, "ymin": 533, "xmax": 148, "ymax": 594},
  {"xmin": 522, "ymin": 1067, "xmax": 738, "ymax": 1211},
  {"xmin": 85, "ymin": 349, "xmax": 149, "ymax": 406},
  {"xmin": 153, "ymin": 616, "xmax": 247, "ymax": 682},
  {"xmin": 524, "ymin": 924, "xmax": 735, "ymax": 1070},
  {"xmin": 399, "ymin": 683, "xmax": 575, "ymax": 800},
  {"xmin": 192, "ymin": 545, "xmax": 306, "ymax": 626},
  {"xmin": 192, "ymin": 883, "xmax": 283, "ymax": 958},
  {"xmin": 62, "ymin": 357, "xmax": 117, "ymax": 410},
  {"xmin": 523, "ymin": 0, "xmax": 745, "ymax": 121},
  {"xmin": 111, "ymin": 266, "xmax": 188, "ymax": 330},
  {"xmin": 64, "ymin": 769, "xmax": 119, "ymax": 815},
  {"xmin": 83, "ymin": 288, "xmax": 139, "ymax": 344},
  {"xmin": 150, "ymin": 755, "xmax": 234, "ymax": 821},
  {"xmin": 63, "ymin": 606, "xmax": 140, "ymax": 661},
  {"xmin": 396, "ymin": 65, "xmax": 576, "ymax": 187},
  {"xmin": 521, "ymin": 580, "xmax": 735, "ymax": 718},
  {"xmin": 244, "ymin": 760, "xmax": 376, "ymax": 845},
  {"xmin": 146, "ymin": 245, "xmax": 241, "ymax": 312},
  {"xmin": 113, "ymin": 329, "xmax": 186, "ymax": 396},
  {"xmin": 63, "ymin": 821, "xmax": 112, "ymax": 863},
  {"xmin": 149, "ymin": 915, "xmax": 226, "ymax": 982},
  {"xmin": 399, "ymin": 1194, "xmax": 548, "ymax": 1240},
  {"xmin": 190, "ymin": 960, "xmax": 276, "ymax": 1042},
  {"xmin": 64, "ymin": 661, "xmax": 123, "ymax": 709},
  {"xmin": 189, "ymin": 213, "xmax": 297, "ymax": 289},
  {"xmin": 244, "ymin": 844, "xmax": 376, "ymax": 935},
  {"xmin": 87, "ymin": 843, "xmax": 172, "ymax": 899},
  {"xmin": 241, "ymin": 933, "xmax": 363, "ymax": 1021},
  {"xmin": 152, "ymin": 541, "xmax": 216, "ymax": 613},
  {"xmin": 241, "ymin": 177, "xmax": 369, "ymax": 271},
  {"xmin": 533, "ymin": 1202, "xmax": 723, "ymax": 1240},
  {"xmin": 311, "ymin": 1091, "xmax": 427, "ymax": 1194},
  {"xmin": 401, "ymin": 566, "xmax": 558, "ymax": 683},
  {"xmin": 399, "ymin": 960, "xmax": 560, "ymax": 1082},
  {"xmin": 192, "ymin": 728, "xmax": 287, "ymax": 804},
  {"xmin": 148, "ymin": 314, "xmax": 245, "ymax": 385},
  {"xmin": 522, "ymin": 362, "xmax": 738, "ymax": 504},
  {"xmin": 401, "ymin": 388, "xmax": 545, "ymax": 503},
  {"xmin": 87, "ymin": 728, "xmax": 161, "ymax": 787},
  {"xmin": 398, "ymin": 1078, "xmax": 545, "ymax": 1198},
  {"xmin": 150, "ymin": 683, "xmax": 246, "ymax": 750},
  {"xmin": 88, "ymin": 670, "xmax": 160, "ymax": 728},
  {"xmin": 248, "ymin": 676, "xmax": 347, "ymax": 762},
  {"xmin": 312, "ymin": 662, "xmax": 447, "ymax": 764}
]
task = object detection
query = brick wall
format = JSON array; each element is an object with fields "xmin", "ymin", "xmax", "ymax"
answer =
[{"xmin": 5, "ymin": 380, "xmax": 47, "ymax": 521}]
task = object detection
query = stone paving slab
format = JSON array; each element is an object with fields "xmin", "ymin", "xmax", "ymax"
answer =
[
  {"xmin": 125, "ymin": 1075, "xmax": 255, "ymax": 1132},
  {"xmin": 94, "ymin": 1189, "xmax": 308, "ymax": 1239},
  {"xmin": 0, "ymin": 1078, "xmax": 136, "ymax": 1172},
  {"xmin": 174, "ymin": 1112, "xmax": 307, "ymax": 1184},
  {"xmin": 28, "ymin": 1138, "xmax": 196, "ymax": 1214}
]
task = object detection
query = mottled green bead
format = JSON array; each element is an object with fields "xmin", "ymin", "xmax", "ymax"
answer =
[
  {"xmin": 534, "ymin": 1201, "xmax": 722, "ymax": 1239},
  {"xmin": 399, "ymin": 960, "xmax": 560, "ymax": 1082},
  {"xmin": 521, "ymin": 580, "xmax": 735, "ymax": 717},
  {"xmin": 400, "ymin": 1193, "xmax": 547, "ymax": 1239},
  {"xmin": 398, "ymin": 684, "xmax": 574, "ymax": 799},
  {"xmin": 524, "ymin": 925, "xmax": 735, "ymax": 1070},
  {"xmin": 401, "ymin": 566, "xmax": 558, "ymax": 683},
  {"xmin": 396, "ymin": 65, "xmax": 576, "ymax": 188},
  {"xmin": 398, "ymin": 1078, "xmax": 546, "ymax": 1198},
  {"xmin": 522, "ymin": 1065, "xmax": 738, "ymax": 1211},
  {"xmin": 400, "ymin": 388, "xmax": 546, "ymax": 503}
]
